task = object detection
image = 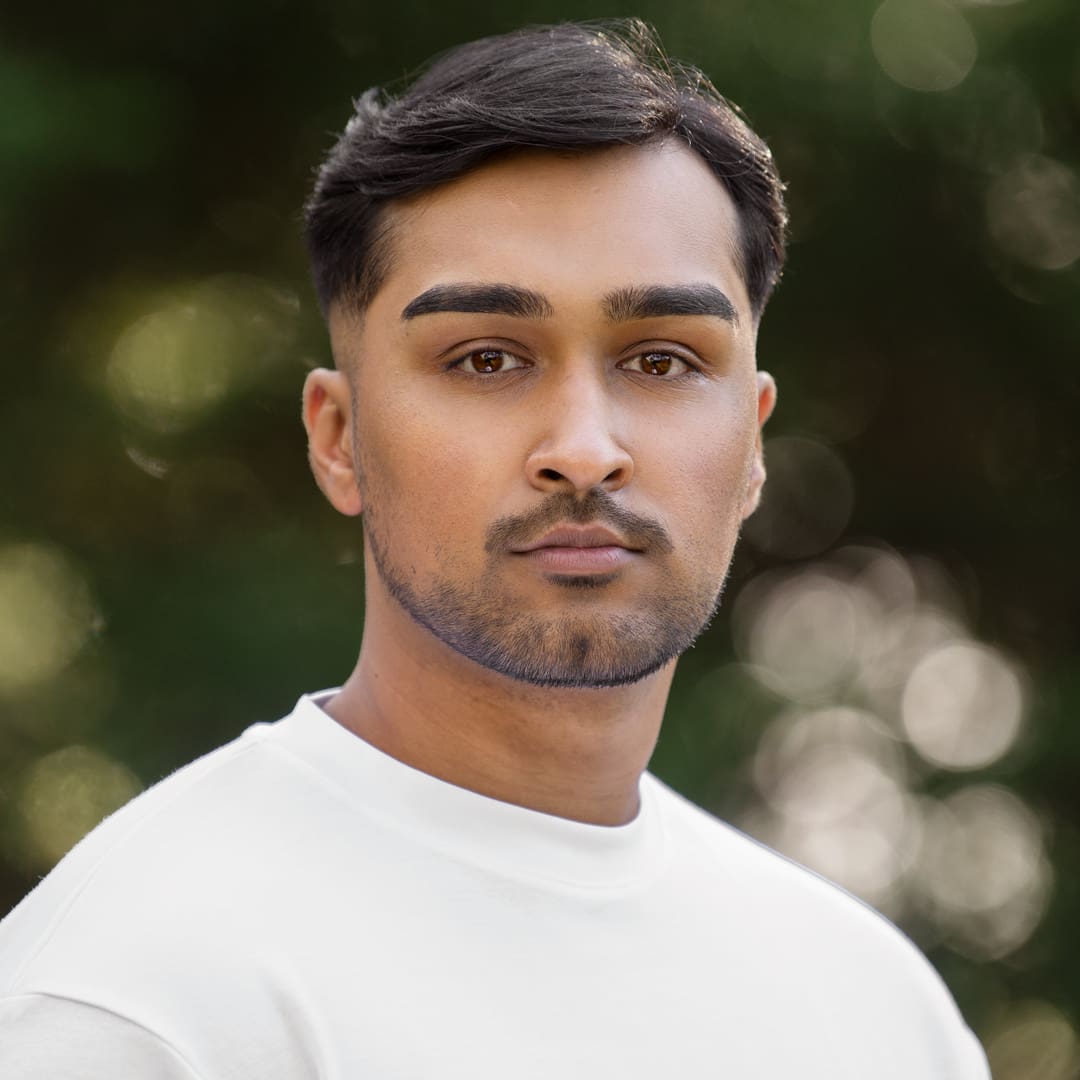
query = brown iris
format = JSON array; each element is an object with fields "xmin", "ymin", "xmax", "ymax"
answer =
[
  {"xmin": 640, "ymin": 352, "xmax": 673, "ymax": 375},
  {"xmin": 473, "ymin": 350, "xmax": 505, "ymax": 373}
]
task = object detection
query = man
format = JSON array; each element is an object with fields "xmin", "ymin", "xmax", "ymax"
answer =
[{"xmin": 0, "ymin": 20, "xmax": 988, "ymax": 1078}]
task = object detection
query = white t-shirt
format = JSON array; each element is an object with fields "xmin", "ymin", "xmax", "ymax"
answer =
[{"xmin": 0, "ymin": 692, "xmax": 989, "ymax": 1078}]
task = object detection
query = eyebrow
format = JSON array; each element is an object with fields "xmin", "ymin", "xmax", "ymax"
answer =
[
  {"xmin": 401, "ymin": 283, "xmax": 554, "ymax": 320},
  {"xmin": 603, "ymin": 283, "xmax": 738, "ymax": 325},
  {"xmin": 399, "ymin": 280, "xmax": 737, "ymax": 325}
]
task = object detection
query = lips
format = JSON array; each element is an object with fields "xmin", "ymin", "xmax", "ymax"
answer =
[
  {"xmin": 514, "ymin": 525, "xmax": 635, "ymax": 553},
  {"xmin": 512, "ymin": 524, "xmax": 639, "ymax": 575}
]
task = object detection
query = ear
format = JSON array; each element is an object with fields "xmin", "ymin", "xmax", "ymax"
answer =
[
  {"xmin": 302, "ymin": 368, "xmax": 363, "ymax": 517},
  {"xmin": 741, "ymin": 370, "xmax": 777, "ymax": 519}
]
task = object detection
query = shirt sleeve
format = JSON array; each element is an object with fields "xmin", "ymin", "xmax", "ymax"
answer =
[{"xmin": 0, "ymin": 993, "xmax": 202, "ymax": 1079}]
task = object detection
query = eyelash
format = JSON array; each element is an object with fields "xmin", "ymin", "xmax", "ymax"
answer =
[{"xmin": 447, "ymin": 347, "xmax": 702, "ymax": 379}]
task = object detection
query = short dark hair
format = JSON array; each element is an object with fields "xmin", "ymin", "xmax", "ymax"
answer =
[{"xmin": 304, "ymin": 19, "xmax": 787, "ymax": 320}]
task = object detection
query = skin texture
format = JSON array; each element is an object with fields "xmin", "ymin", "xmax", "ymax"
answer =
[{"xmin": 303, "ymin": 142, "xmax": 776, "ymax": 825}]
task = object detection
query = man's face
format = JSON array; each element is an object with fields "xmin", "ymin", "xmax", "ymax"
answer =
[{"xmin": 319, "ymin": 142, "xmax": 775, "ymax": 688}]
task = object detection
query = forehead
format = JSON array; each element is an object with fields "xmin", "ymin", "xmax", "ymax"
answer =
[{"xmin": 368, "ymin": 142, "xmax": 750, "ymax": 323}]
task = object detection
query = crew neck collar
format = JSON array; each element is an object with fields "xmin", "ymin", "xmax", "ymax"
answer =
[{"xmin": 266, "ymin": 690, "xmax": 666, "ymax": 893}]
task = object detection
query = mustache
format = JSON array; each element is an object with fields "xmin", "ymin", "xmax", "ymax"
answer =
[{"xmin": 485, "ymin": 489, "xmax": 673, "ymax": 555}]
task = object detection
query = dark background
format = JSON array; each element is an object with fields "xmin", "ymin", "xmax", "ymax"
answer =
[{"xmin": 2, "ymin": 1, "xmax": 1078, "ymax": 1072}]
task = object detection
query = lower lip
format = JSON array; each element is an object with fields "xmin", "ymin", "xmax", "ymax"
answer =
[{"xmin": 520, "ymin": 546, "xmax": 635, "ymax": 573}]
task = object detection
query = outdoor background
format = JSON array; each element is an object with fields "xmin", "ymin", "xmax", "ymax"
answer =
[{"xmin": 2, "ymin": 0, "xmax": 1078, "ymax": 1073}]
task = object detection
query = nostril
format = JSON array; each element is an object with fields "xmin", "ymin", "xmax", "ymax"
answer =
[{"xmin": 539, "ymin": 468, "xmax": 565, "ymax": 482}]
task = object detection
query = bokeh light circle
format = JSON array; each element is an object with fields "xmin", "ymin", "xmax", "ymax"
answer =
[
  {"xmin": 871, "ymin": 0, "xmax": 977, "ymax": 92},
  {"xmin": 902, "ymin": 641, "xmax": 1024, "ymax": 769},
  {"xmin": 914, "ymin": 785, "xmax": 1050, "ymax": 958},
  {"xmin": 0, "ymin": 543, "xmax": 98, "ymax": 695},
  {"xmin": 987, "ymin": 155, "xmax": 1080, "ymax": 270},
  {"xmin": 19, "ymin": 745, "xmax": 142, "ymax": 868},
  {"xmin": 986, "ymin": 1000, "xmax": 1080, "ymax": 1080},
  {"xmin": 747, "ymin": 705, "xmax": 917, "ymax": 905},
  {"xmin": 104, "ymin": 274, "xmax": 300, "ymax": 432},
  {"xmin": 754, "ymin": 706, "xmax": 904, "ymax": 825},
  {"xmin": 738, "ymin": 572, "xmax": 862, "ymax": 702}
]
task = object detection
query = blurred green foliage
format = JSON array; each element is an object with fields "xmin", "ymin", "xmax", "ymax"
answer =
[{"xmin": 2, "ymin": 0, "xmax": 1079, "ymax": 1071}]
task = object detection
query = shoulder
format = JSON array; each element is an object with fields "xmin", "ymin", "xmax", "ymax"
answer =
[
  {"xmin": 650, "ymin": 771, "xmax": 905, "ymax": 930},
  {"xmin": 0, "ymin": 717, "xmax": 344, "ymax": 1074},
  {"xmin": 0, "ymin": 717, "xmax": 338, "ymax": 996},
  {"xmin": 649, "ymin": 771, "xmax": 932, "ymax": 960},
  {"xmin": 645, "ymin": 773, "xmax": 988, "ymax": 1074}
]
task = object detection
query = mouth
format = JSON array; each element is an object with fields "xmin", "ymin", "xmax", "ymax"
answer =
[
  {"xmin": 515, "ymin": 525, "xmax": 637, "ymax": 552},
  {"xmin": 512, "ymin": 524, "xmax": 641, "ymax": 575}
]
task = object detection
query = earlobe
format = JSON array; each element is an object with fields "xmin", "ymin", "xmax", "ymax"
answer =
[
  {"xmin": 302, "ymin": 368, "xmax": 363, "ymax": 517},
  {"xmin": 741, "ymin": 370, "xmax": 777, "ymax": 519}
]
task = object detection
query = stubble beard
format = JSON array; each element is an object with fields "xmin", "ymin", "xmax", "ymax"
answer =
[{"xmin": 362, "ymin": 507, "xmax": 732, "ymax": 690}]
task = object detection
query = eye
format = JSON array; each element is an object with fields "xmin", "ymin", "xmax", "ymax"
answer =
[
  {"xmin": 452, "ymin": 348, "xmax": 528, "ymax": 375},
  {"xmin": 619, "ymin": 351, "xmax": 695, "ymax": 378}
]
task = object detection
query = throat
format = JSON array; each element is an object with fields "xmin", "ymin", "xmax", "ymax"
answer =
[{"xmin": 324, "ymin": 600, "xmax": 673, "ymax": 826}]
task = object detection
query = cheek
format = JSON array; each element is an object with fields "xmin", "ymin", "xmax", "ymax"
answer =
[
  {"xmin": 665, "ymin": 406, "xmax": 755, "ymax": 500},
  {"xmin": 654, "ymin": 405, "xmax": 756, "ymax": 551},
  {"xmin": 355, "ymin": 391, "xmax": 502, "ymax": 560}
]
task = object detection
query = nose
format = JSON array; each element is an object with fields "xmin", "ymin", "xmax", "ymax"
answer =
[{"xmin": 524, "ymin": 373, "xmax": 634, "ymax": 495}]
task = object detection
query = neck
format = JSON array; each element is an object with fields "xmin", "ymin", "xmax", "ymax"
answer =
[{"xmin": 324, "ymin": 584, "xmax": 674, "ymax": 827}]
